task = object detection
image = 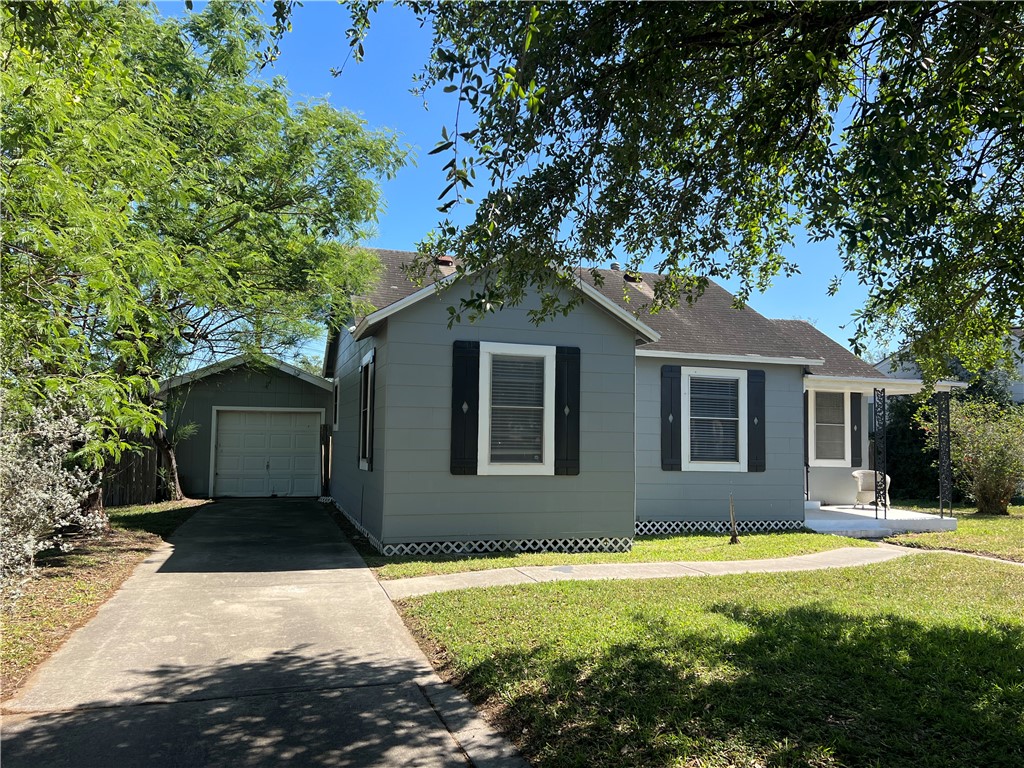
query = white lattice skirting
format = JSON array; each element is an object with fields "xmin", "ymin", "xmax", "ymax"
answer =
[
  {"xmin": 380, "ymin": 536, "xmax": 633, "ymax": 557},
  {"xmin": 329, "ymin": 498, "xmax": 800, "ymax": 555},
  {"xmin": 635, "ymin": 519, "xmax": 803, "ymax": 536},
  {"xmin": 328, "ymin": 500, "xmax": 632, "ymax": 556}
]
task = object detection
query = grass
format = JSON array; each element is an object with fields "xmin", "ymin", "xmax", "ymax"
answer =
[
  {"xmin": 1, "ymin": 498, "xmax": 209, "ymax": 700},
  {"xmin": 887, "ymin": 500, "xmax": 1024, "ymax": 563},
  {"xmin": 401, "ymin": 555, "xmax": 1024, "ymax": 768},
  {"xmin": 337, "ymin": 519, "xmax": 873, "ymax": 580}
]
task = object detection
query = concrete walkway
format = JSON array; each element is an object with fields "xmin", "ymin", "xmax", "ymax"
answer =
[
  {"xmin": 2, "ymin": 500, "xmax": 525, "ymax": 768},
  {"xmin": 382, "ymin": 544, "xmax": 917, "ymax": 600}
]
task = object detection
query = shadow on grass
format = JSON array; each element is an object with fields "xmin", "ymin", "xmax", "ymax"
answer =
[
  {"xmin": 457, "ymin": 604, "xmax": 1024, "ymax": 768},
  {"xmin": 107, "ymin": 501, "xmax": 208, "ymax": 540},
  {"xmin": 2, "ymin": 649, "xmax": 467, "ymax": 768}
]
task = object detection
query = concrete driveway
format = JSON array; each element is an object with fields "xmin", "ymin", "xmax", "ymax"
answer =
[{"xmin": 2, "ymin": 499, "xmax": 522, "ymax": 768}]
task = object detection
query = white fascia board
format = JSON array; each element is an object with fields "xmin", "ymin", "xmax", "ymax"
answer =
[
  {"xmin": 803, "ymin": 375, "xmax": 966, "ymax": 394},
  {"xmin": 159, "ymin": 355, "xmax": 333, "ymax": 394},
  {"xmin": 637, "ymin": 349, "xmax": 825, "ymax": 367},
  {"xmin": 574, "ymin": 280, "xmax": 660, "ymax": 342},
  {"xmin": 352, "ymin": 273, "xmax": 460, "ymax": 341},
  {"xmin": 158, "ymin": 355, "xmax": 247, "ymax": 394},
  {"xmin": 351, "ymin": 270, "xmax": 661, "ymax": 343}
]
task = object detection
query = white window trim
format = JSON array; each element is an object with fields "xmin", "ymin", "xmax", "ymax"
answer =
[
  {"xmin": 358, "ymin": 348, "xmax": 375, "ymax": 471},
  {"xmin": 808, "ymin": 389, "xmax": 851, "ymax": 467},
  {"xmin": 681, "ymin": 367, "xmax": 747, "ymax": 472},
  {"xmin": 478, "ymin": 341, "xmax": 556, "ymax": 476}
]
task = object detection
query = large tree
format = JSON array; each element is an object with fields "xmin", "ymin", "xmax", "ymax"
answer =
[
  {"xmin": 2, "ymin": 2, "xmax": 404, "ymax": 486},
  {"xmin": 347, "ymin": 0, "xmax": 1023, "ymax": 381}
]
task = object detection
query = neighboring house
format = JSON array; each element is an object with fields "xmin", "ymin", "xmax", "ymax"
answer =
[
  {"xmin": 159, "ymin": 357, "xmax": 333, "ymax": 498},
  {"xmin": 321, "ymin": 250, "xmax": 954, "ymax": 554},
  {"xmin": 874, "ymin": 328, "xmax": 1024, "ymax": 404}
]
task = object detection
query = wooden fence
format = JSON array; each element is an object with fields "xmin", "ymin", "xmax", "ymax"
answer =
[{"xmin": 101, "ymin": 438, "xmax": 162, "ymax": 507}]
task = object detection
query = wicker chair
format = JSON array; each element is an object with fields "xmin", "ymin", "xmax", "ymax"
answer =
[{"xmin": 852, "ymin": 470, "xmax": 890, "ymax": 508}]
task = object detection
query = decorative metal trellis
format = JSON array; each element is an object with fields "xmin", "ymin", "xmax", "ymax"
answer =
[
  {"xmin": 936, "ymin": 391, "xmax": 953, "ymax": 519},
  {"xmin": 873, "ymin": 387, "xmax": 888, "ymax": 519}
]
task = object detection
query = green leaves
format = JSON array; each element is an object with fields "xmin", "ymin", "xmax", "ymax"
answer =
[
  {"xmin": 2, "ymin": 2, "xmax": 405, "ymax": 462},
  {"xmin": 354, "ymin": 1, "xmax": 1022, "ymax": 376}
]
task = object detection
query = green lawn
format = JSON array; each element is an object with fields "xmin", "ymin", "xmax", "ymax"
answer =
[
  {"xmin": 401, "ymin": 555, "xmax": 1024, "ymax": 768},
  {"xmin": 887, "ymin": 501, "xmax": 1024, "ymax": 563},
  {"xmin": 341, "ymin": 523, "xmax": 873, "ymax": 580}
]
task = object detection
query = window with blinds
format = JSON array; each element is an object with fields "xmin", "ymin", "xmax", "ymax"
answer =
[
  {"xmin": 489, "ymin": 355, "xmax": 544, "ymax": 463},
  {"xmin": 689, "ymin": 376, "xmax": 740, "ymax": 462},
  {"xmin": 814, "ymin": 391, "xmax": 845, "ymax": 460}
]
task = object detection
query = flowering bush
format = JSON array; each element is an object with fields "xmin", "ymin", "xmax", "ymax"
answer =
[
  {"xmin": 0, "ymin": 393, "xmax": 101, "ymax": 607},
  {"xmin": 944, "ymin": 400, "xmax": 1024, "ymax": 515}
]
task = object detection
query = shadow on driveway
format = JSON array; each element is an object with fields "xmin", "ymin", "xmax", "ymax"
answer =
[
  {"xmin": 3, "ymin": 650, "xmax": 468, "ymax": 768},
  {"xmin": 156, "ymin": 498, "xmax": 367, "ymax": 574}
]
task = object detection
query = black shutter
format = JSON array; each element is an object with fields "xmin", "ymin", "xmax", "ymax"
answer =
[
  {"xmin": 851, "ymin": 391, "xmax": 862, "ymax": 468},
  {"xmin": 747, "ymin": 369, "xmax": 766, "ymax": 472},
  {"xmin": 803, "ymin": 390, "xmax": 809, "ymax": 467},
  {"xmin": 555, "ymin": 347, "xmax": 581, "ymax": 475},
  {"xmin": 450, "ymin": 341, "xmax": 480, "ymax": 475},
  {"xmin": 661, "ymin": 366, "xmax": 682, "ymax": 471}
]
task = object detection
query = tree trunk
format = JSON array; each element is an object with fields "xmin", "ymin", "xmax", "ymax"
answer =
[{"xmin": 153, "ymin": 426, "xmax": 184, "ymax": 501}]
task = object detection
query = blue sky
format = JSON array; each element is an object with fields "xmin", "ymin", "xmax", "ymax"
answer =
[{"xmin": 160, "ymin": 1, "xmax": 878, "ymax": 359}]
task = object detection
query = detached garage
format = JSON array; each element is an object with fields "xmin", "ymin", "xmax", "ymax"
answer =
[{"xmin": 159, "ymin": 357, "xmax": 333, "ymax": 498}]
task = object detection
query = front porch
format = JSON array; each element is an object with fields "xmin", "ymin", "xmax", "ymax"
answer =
[{"xmin": 804, "ymin": 501, "xmax": 957, "ymax": 538}]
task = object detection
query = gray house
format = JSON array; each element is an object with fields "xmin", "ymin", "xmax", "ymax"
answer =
[
  {"xmin": 320, "ymin": 250, "xmax": 949, "ymax": 555},
  {"xmin": 162, "ymin": 249, "xmax": 954, "ymax": 553}
]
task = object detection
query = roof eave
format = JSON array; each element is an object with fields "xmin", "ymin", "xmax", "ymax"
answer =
[
  {"xmin": 804, "ymin": 374, "xmax": 966, "ymax": 394},
  {"xmin": 351, "ymin": 271, "xmax": 661, "ymax": 343},
  {"xmin": 636, "ymin": 349, "xmax": 824, "ymax": 367},
  {"xmin": 158, "ymin": 355, "xmax": 334, "ymax": 395}
]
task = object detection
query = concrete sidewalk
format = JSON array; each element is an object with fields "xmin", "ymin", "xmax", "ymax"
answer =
[
  {"xmin": 382, "ymin": 544, "xmax": 917, "ymax": 600},
  {"xmin": 2, "ymin": 500, "xmax": 525, "ymax": 768}
]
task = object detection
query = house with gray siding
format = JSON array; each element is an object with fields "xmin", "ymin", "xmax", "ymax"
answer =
[
  {"xmin": 320, "ymin": 249, "xmax": 951, "ymax": 555},
  {"xmin": 324, "ymin": 252, "xmax": 656, "ymax": 554},
  {"xmin": 162, "ymin": 249, "xmax": 957, "ymax": 553}
]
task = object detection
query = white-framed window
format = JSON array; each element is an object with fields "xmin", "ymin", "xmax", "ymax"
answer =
[
  {"xmin": 358, "ymin": 349, "xmax": 374, "ymax": 470},
  {"xmin": 808, "ymin": 389, "xmax": 849, "ymax": 467},
  {"xmin": 478, "ymin": 341, "xmax": 556, "ymax": 476},
  {"xmin": 681, "ymin": 367, "xmax": 747, "ymax": 472}
]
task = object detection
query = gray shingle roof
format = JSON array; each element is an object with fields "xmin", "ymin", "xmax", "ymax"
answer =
[
  {"xmin": 334, "ymin": 250, "xmax": 879, "ymax": 374},
  {"xmin": 579, "ymin": 268, "xmax": 816, "ymax": 360},
  {"xmin": 770, "ymin": 319, "xmax": 886, "ymax": 379},
  {"xmin": 354, "ymin": 248, "xmax": 456, "ymax": 317}
]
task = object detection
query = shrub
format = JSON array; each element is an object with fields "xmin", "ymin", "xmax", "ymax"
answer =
[
  {"xmin": 937, "ymin": 400, "xmax": 1024, "ymax": 515},
  {"xmin": 0, "ymin": 393, "xmax": 101, "ymax": 607}
]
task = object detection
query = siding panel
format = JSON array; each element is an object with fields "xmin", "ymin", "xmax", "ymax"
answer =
[
  {"xmin": 635, "ymin": 358, "xmax": 805, "ymax": 522},
  {"xmin": 381, "ymin": 281, "xmax": 637, "ymax": 543}
]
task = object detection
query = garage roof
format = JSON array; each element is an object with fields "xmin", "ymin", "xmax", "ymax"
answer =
[{"xmin": 159, "ymin": 355, "xmax": 333, "ymax": 395}]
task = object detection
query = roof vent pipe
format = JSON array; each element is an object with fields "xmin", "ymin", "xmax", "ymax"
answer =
[{"xmin": 610, "ymin": 262, "xmax": 621, "ymax": 271}]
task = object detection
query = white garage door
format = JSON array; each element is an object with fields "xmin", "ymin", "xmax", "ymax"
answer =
[{"xmin": 213, "ymin": 410, "xmax": 322, "ymax": 497}]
